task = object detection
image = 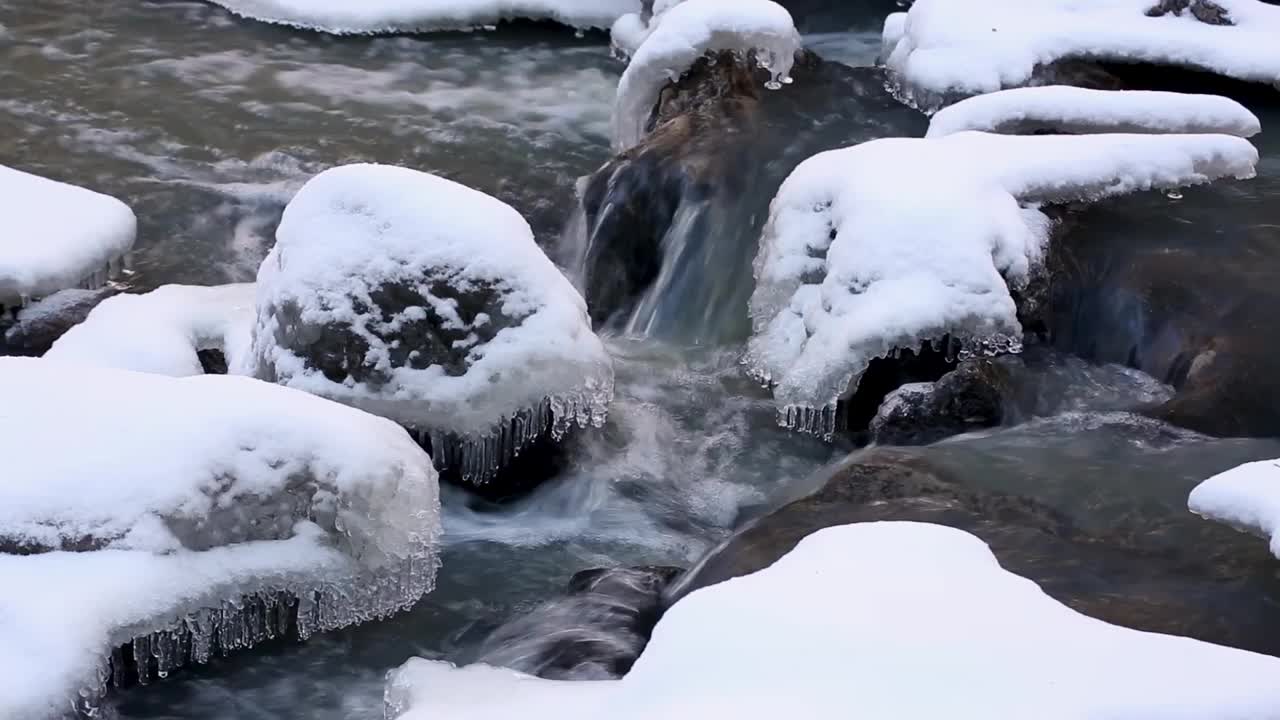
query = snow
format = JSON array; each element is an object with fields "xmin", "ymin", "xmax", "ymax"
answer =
[
  {"xmin": 927, "ymin": 86, "xmax": 1261, "ymax": 138},
  {"xmin": 745, "ymin": 131, "xmax": 1258, "ymax": 435},
  {"xmin": 0, "ymin": 357, "xmax": 440, "ymax": 719},
  {"xmin": 202, "ymin": 0, "xmax": 641, "ymax": 33},
  {"xmin": 1189, "ymin": 458, "xmax": 1280, "ymax": 559},
  {"xmin": 611, "ymin": 0, "xmax": 801, "ymax": 151},
  {"xmin": 251, "ymin": 163, "xmax": 613, "ymax": 482},
  {"xmin": 883, "ymin": 0, "xmax": 1280, "ymax": 111},
  {"xmin": 386, "ymin": 522, "xmax": 1280, "ymax": 720},
  {"xmin": 44, "ymin": 283, "xmax": 255, "ymax": 376},
  {"xmin": 0, "ymin": 164, "xmax": 135, "ymax": 305}
]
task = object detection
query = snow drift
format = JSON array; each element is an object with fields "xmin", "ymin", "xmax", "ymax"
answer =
[
  {"xmin": 44, "ymin": 283, "xmax": 255, "ymax": 376},
  {"xmin": 387, "ymin": 522, "xmax": 1280, "ymax": 720},
  {"xmin": 882, "ymin": 0, "xmax": 1280, "ymax": 111},
  {"xmin": 1190, "ymin": 458, "xmax": 1280, "ymax": 559}
]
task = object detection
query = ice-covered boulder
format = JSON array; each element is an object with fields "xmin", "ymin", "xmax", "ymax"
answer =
[
  {"xmin": 926, "ymin": 86, "xmax": 1261, "ymax": 138},
  {"xmin": 0, "ymin": 357, "xmax": 440, "ymax": 719},
  {"xmin": 611, "ymin": 0, "xmax": 802, "ymax": 151},
  {"xmin": 386, "ymin": 522, "xmax": 1280, "ymax": 720},
  {"xmin": 0, "ymin": 165, "xmax": 135, "ymax": 313},
  {"xmin": 1190, "ymin": 459, "xmax": 1280, "ymax": 558},
  {"xmin": 745, "ymin": 131, "xmax": 1257, "ymax": 436},
  {"xmin": 251, "ymin": 163, "xmax": 613, "ymax": 489},
  {"xmin": 202, "ymin": 0, "xmax": 641, "ymax": 34},
  {"xmin": 882, "ymin": 0, "xmax": 1280, "ymax": 111},
  {"xmin": 44, "ymin": 283, "xmax": 255, "ymax": 376}
]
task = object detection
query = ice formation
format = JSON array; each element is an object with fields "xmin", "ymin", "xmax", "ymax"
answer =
[
  {"xmin": 386, "ymin": 522, "xmax": 1280, "ymax": 720},
  {"xmin": 0, "ymin": 164, "xmax": 135, "ymax": 311},
  {"xmin": 1189, "ymin": 459, "xmax": 1280, "ymax": 559},
  {"xmin": 745, "ymin": 131, "xmax": 1258, "ymax": 435},
  {"xmin": 251, "ymin": 163, "xmax": 613, "ymax": 486},
  {"xmin": 927, "ymin": 87, "xmax": 1261, "ymax": 138},
  {"xmin": 44, "ymin": 283, "xmax": 255, "ymax": 376},
  {"xmin": 611, "ymin": 0, "xmax": 802, "ymax": 151},
  {"xmin": 201, "ymin": 0, "xmax": 640, "ymax": 33},
  {"xmin": 0, "ymin": 357, "xmax": 441, "ymax": 718},
  {"xmin": 882, "ymin": 0, "xmax": 1280, "ymax": 111}
]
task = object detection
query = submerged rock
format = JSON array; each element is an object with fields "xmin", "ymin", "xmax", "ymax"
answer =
[
  {"xmin": 251, "ymin": 164, "xmax": 614, "ymax": 496},
  {"xmin": 1044, "ymin": 169, "xmax": 1280, "ymax": 437},
  {"xmin": 472, "ymin": 565, "xmax": 682, "ymax": 679}
]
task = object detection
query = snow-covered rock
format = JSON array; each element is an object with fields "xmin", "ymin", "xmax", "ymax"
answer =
[
  {"xmin": 250, "ymin": 163, "xmax": 613, "ymax": 487},
  {"xmin": 0, "ymin": 165, "xmax": 135, "ymax": 309},
  {"xmin": 1190, "ymin": 458, "xmax": 1280, "ymax": 559},
  {"xmin": 882, "ymin": 0, "xmax": 1280, "ymax": 111},
  {"xmin": 927, "ymin": 86, "xmax": 1261, "ymax": 138},
  {"xmin": 44, "ymin": 283, "xmax": 255, "ymax": 376},
  {"xmin": 386, "ymin": 522, "xmax": 1280, "ymax": 720},
  {"xmin": 202, "ymin": 0, "xmax": 640, "ymax": 33},
  {"xmin": 612, "ymin": 0, "xmax": 801, "ymax": 151},
  {"xmin": 745, "ymin": 131, "xmax": 1257, "ymax": 435},
  {"xmin": 0, "ymin": 357, "xmax": 440, "ymax": 719}
]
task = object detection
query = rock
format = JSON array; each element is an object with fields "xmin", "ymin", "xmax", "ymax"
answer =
[
  {"xmin": 669, "ymin": 442, "xmax": 1280, "ymax": 655},
  {"xmin": 570, "ymin": 50, "xmax": 926, "ymax": 340},
  {"xmin": 251, "ymin": 164, "xmax": 614, "ymax": 496},
  {"xmin": 1043, "ymin": 180, "xmax": 1280, "ymax": 437},
  {"xmin": 1146, "ymin": 0, "xmax": 1234, "ymax": 25},
  {"xmin": 473, "ymin": 566, "xmax": 683, "ymax": 679},
  {"xmin": 869, "ymin": 360, "xmax": 1009, "ymax": 445},
  {"xmin": 0, "ymin": 286, "xmax": 117, "ymax": 356}
]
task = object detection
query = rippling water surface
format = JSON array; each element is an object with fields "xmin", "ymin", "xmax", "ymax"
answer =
[{"xmin": 4, "ymin": 1, "xmax": 1280, "ymax": 717}]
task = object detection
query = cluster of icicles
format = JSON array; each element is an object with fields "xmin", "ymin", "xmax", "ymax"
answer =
[
  {"xmin": 0, "ymin": 254, "xmax": 127, "ymax": 319},
  {"xmin": 73, "ymin": 555, "xmax": 438, "ymax": 717},
  {"xmin": 410, "ymin": 389, "xmax": 611, "ymax": 485}
]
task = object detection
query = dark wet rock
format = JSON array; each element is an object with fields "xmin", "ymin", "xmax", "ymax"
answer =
[
  {"xmin": 870, "ymin": 360, "xmax": 1009, "ymax": 445},
  {"xmin": 1146, "ymin": 0, "xmax": 1233, "ymax": 24},
  {"xmin": 0, "ymin": 287, "xmax": 117, "ymax": 356},
  {"xmin": 1043, "ymin": 176, "xmax": 1280, "ymax": 437},
  {"xmin": 778, "ymin": 0, "xmax": 909, "ymax": 32},
  {"xmin": 570, "ymin": 50, "xmax": 926, "ymax": 341},
  {"xmin": 668, "ymin": 446, "xmax": 1280, "ymax": 656},
  {"xmin": 473, "ymin": 565, "xmax": 683, "ymax": 679}
]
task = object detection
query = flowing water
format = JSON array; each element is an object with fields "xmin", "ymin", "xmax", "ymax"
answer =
[{"xmin": 4, "ymin": 1, "xmax": 1280, "ymax": 718}]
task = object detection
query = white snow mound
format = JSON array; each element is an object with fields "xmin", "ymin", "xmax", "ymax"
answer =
[
  {"xmin": 1190, "ymin": 458, "xmax": 1280, "ymax": 559},
  {"xmin": 745, "ymin": 131, "xmax": 1257, "ymax": 435},
  {"xmin": 386, "ymin": 522, "xmax": 1280, "ymax": 720},
  {"xmin": 202, "ymin": 0, "xmax": 640, "ymax": 33},
  {"xmin": 45, "ymin": 283, "xmax": 255, "ymax": 376},
  {"xmin": 0, "ymin": 357, "xmax": 440, "ymax": 719},
  {"xmin": 883, "ymin": 0, "xmax": 1280, "ymax": 110},
  {"xmin": 927, "ymin": 86, "xmax": 1261, "ymax": 138},
  {"xmin": 612, "ymin": 0, "xmax": 801, "ymax": 151},
  {"xmin": 1, "ymin": 165, "xmax": 135, "ymax": 305},
  {"xmin": 251, "ymin": 163, "xmax": 613, "ymax": 473}
]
